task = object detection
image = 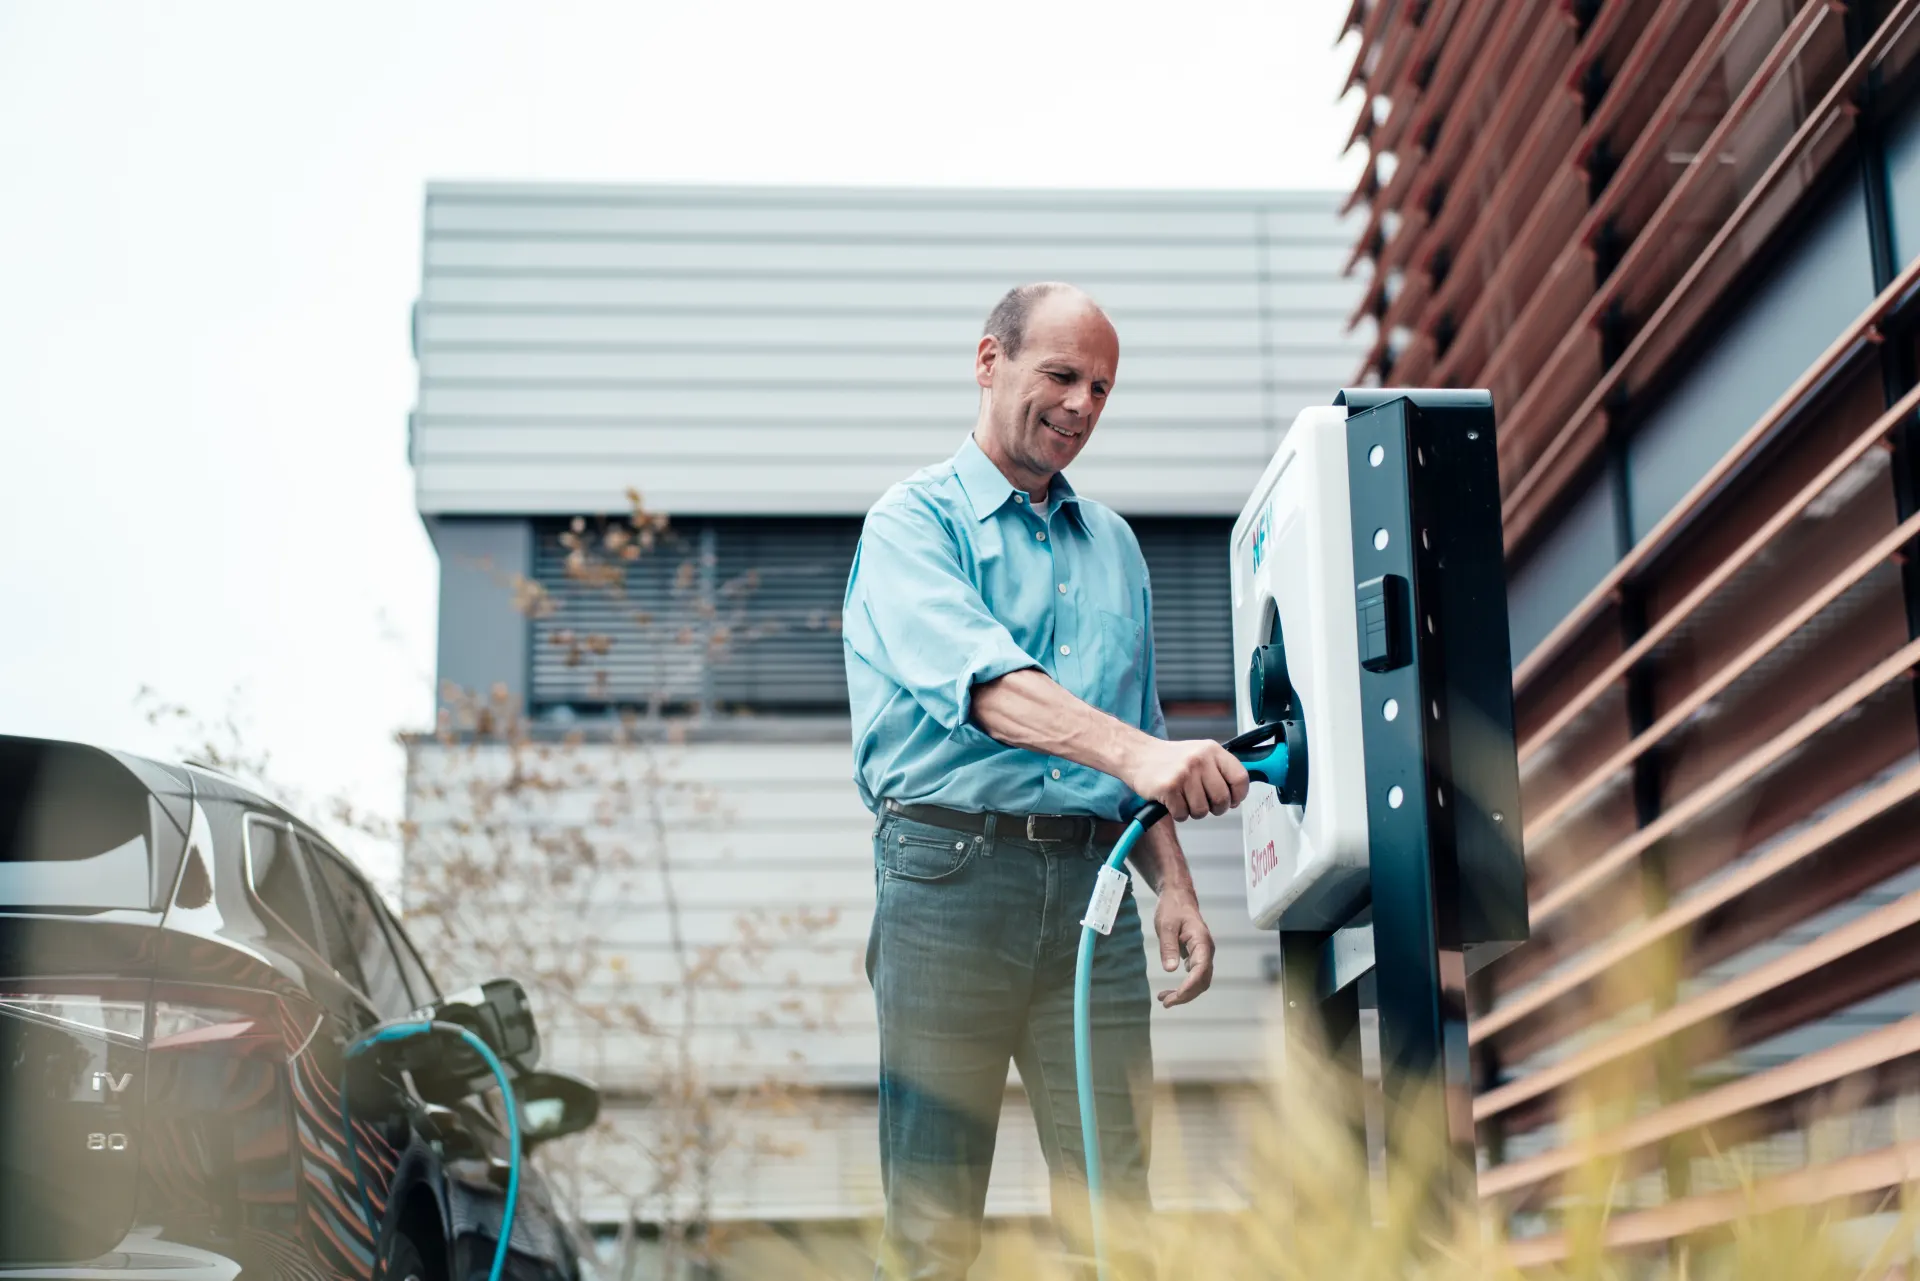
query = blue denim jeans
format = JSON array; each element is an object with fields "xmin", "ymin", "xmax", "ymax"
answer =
[{"xmin": 866, "ymin": 809, "xmax": 1156, "ymax": 1281}]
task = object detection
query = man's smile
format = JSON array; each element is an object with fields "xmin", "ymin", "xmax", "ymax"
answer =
[{"xmin": 1040, "ymin": 413, "xmax": 1082, "ymax": 440}]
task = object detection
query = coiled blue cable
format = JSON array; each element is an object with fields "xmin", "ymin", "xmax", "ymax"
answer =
[
  {"xmin": 343, "ymin": 1020, "xmax": 522, "ymax": 1281},
  {"xmin": 1075, "ymin": 737, "xmax": 1289, "ymax": 1281}
]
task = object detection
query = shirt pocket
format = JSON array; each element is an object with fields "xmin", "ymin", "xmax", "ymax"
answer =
[{"xmin": 1089, "ymin": 607, "xmax": 1148, "ymax": 728}]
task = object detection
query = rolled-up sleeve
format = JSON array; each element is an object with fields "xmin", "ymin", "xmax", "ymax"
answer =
[{"xmin": 843, "ymin": 496, "xmax": 1040, "ymax": 731}]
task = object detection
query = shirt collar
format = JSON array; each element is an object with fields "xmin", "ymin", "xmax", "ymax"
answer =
[{"xmin": 952, "ymin": 434, "xmax": 1093, "ymax": 536}]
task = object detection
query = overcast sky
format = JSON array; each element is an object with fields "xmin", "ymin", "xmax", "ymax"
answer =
[{"xmin": 0, "ymin": 1, "xmax": 1364, "ymax": 879}]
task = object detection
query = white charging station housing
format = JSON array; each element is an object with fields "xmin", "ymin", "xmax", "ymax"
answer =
[{"xmin": 1231, "ymin": 405, "xmax": 1372, "ymax": 930}]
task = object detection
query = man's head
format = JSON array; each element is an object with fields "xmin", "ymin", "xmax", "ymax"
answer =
[{"xmin": 973, "ymin": 282, "xmax": 1119, "ymax": 494}]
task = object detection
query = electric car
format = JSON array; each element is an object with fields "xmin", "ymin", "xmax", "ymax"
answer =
[{"xmin": 0, "ymin": 734, "xmax": 601, "ymax": 1281}]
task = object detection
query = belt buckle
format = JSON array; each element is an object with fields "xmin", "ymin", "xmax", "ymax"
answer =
[{"xmin": 1026, "ymin": 813, "xmax": 1069, "ymax": 843}]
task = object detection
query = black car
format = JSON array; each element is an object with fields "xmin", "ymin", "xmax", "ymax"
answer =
[{"xmin": 0, "ymin": 735, "xmax": 601, "ymax": 1281}]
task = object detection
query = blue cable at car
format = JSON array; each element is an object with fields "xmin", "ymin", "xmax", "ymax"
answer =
[{"xmin": 341, "ymin": 1021, "xmax": 523, "ymax": 1281}]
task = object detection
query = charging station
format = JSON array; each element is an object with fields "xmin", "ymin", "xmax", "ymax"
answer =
[{"xmin": 1231, "ymin": 388, "xmax": 1529, "ymax": 1208}]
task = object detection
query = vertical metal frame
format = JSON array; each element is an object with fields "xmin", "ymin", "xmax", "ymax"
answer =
[
  {"xmin": 1279, "ymin": 388, "xmax": 1528, "ymax": 1221},
  {"xmin": 1346, "ymin": 392, "xmax": 1470, "ymax": 1199}
]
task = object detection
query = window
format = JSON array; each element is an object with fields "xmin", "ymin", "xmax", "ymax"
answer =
[
  {"xmin": 531, "ymin": 519, "xmax": 712, "ymax": 709},
  {"xmin": 1134, "ymin": 518, "xmax": 1234, "ymax": 706},
  {"xmin": 531, "ymin": 517, "xmax": 858, "ymax": 712},
  {"xmin": 303, "ymin": 838, "xmax": 415, "ymax": 1018},
  {"xmin": 0, "ymin": 739, "xmax": 154, "ymax": 910},
  {"xmin": 1623, "ymin": 181, "xmax": 1876, "ymax": 544},
  {"xmin": 244, "ymin": 817, "xmax": 322, "ymax": 954},
  {"xmin": 299, "ymin": 838, "xmax": 363, "ymax": 988},
  {"xmin": 1885, "ymin": 84, "xmax": 1920, "ymax": 269},
  {"xmin": 1505, "ymin": 473, "xmax": 1621, "ymax": 666},
  {"xmin": 529, "ymin": 515, "xmax": 1240, "ymax": 712},
  {"xmin": 377, "ymin": 905, "xmax": 440, "ymax": 1007},
  {"xmin": 710, "ymin": 518, "xmax": 862, "ymax": 710}
]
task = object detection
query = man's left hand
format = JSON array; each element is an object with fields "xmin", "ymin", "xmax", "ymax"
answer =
[{"xmin": 1152, "ymin": 887, "xmax": 1215, "ymax": 1008}]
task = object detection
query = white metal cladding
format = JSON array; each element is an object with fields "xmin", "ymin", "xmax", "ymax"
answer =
[
  {"xmin": 403, "ymin": 737, "xmax": 1283, "ymax": 1094},
  {"xmin": 410, "ymin": 183, "xmax": 1369, "ymax": 518},
  {"xmin": 554, "ymin": 1084, "xmax": 1274, "ymax": 1227}
]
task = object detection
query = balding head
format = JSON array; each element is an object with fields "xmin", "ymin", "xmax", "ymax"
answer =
[
  {"xmin": 972, "ymin": 282, "xmax": 1120, "ymax": 496},
  {"xmin": 982, "ymin": 282, "xmax": 1111, "ymax": 360}
]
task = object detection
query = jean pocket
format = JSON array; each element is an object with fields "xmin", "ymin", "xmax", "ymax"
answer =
[{"xmin": 878, "ymin": 817, "xmax": 977, "ymax": 883}]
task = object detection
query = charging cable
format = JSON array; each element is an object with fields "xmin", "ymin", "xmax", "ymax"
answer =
[
  {"xmin": 1075, "ymin": 723, "xmax": 1293, "ymax": 1281},
  {"xmin": 341, "ymin": 1020, "xmax": 523, "ymax": 1281}
]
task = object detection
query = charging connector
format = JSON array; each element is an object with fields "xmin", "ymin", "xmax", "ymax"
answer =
[{"xmin": 342, "ymin": 1020, "xmax": 523, "ymax": 1281}]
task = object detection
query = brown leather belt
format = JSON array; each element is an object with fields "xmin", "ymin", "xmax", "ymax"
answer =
[{"xmin": 883, "ymin": 799, "xmax": 1128, "ymax": 846}]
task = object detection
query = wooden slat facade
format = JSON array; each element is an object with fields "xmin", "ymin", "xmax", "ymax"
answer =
[{"xmin": 1344, "ymin": 0, "xmax": 1920, "ymax": 1252}]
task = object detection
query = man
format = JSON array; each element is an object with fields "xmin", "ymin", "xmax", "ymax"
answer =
[{"xmin": 842, "ymin": 282, "xmax": 1251, "ymax": 1279}]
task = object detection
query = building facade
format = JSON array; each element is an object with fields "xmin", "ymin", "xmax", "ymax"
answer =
[
  {"xmin": 1342, "ymin": 0, "xmax": 1920, "ymax": 1261},
  {"xmin": 401, "ymin": 183, "xmax": 1366, "ymax": 1235}
]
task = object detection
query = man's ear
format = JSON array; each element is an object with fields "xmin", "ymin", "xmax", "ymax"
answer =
[{"xmin": 975, "ymin": 334, "xmax": 1000, "ymax": 391}]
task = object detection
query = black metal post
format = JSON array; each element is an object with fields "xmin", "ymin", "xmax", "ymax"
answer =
[{"xmin": 1276, "ymin": 390, "xmax": 1527, "ymax": 1222}]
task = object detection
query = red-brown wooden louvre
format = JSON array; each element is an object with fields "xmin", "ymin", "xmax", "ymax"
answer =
[{"xmin": 1341, "ymin": 0, "xmax": 1920, "ymax": 1252}]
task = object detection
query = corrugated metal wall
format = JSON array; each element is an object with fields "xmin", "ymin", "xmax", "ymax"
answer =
[
  {"xmin": 407, "ymin": 739, "xmax": 1276, "ymax": 1086},
  {"xmin": 411, "ymin": 183, "xmax": 1366, "ymax": 519},
  {"xmin": 405, "ymin": 737, "xmax": 1281, "ymax": 1222},
  {"xmin": 549, "ymin": 1085, "xmax": 1275, "ymax": 1227}
]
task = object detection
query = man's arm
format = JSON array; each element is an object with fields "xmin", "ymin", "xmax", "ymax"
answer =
[
  {"xmin": 843, "ymin": 498, "xmax": 1047, "ymax": 733},
  {"xmin": 970, "ymin": 668, "xmax": 1248, "ymax": 821},
  {"xmin": 974, "ymin": 671, "xmax": 1220, "ymax": 1007},
  {"xmin": 1131, "ymin": 821, "xmax": 1214, "ymax": 1008}
]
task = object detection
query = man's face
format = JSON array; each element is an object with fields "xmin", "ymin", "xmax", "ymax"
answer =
[{"xmin": 975, "ymin": 295, "xmax": 1120, "ymax": 485}]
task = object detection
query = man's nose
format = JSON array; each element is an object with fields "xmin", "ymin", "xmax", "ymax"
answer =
[{"xmin": 1061, "ymin": 384, "xmax": 1094, "ymax": 417}]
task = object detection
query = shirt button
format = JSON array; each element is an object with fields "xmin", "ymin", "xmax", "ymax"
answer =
[
  {"xmin": 1051, "ymin": 768, "xmax": 1062, "ymax": 780},
  {"xmin": 1014, "ymin": 494, "xmax": 1025, "ymax": 503},
  {"xmin": 1057, "ymin": 583, "xmax": 1067, "ymax": 594},
  {"xmin": 1035, "ymin": 530, "xmax": 1047, "ymax": 542},
  {"xmin": 1059, "ymin": 644, "xmax": 1071, "ymax": 656}
]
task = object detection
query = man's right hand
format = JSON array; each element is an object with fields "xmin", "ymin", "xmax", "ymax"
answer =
[{"xmin": 1123, "ymin": 738, "xmax": 1250, "ymax": 821}]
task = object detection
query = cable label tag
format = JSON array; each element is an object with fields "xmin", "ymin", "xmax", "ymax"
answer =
[{"xmin": 1081, "ymin": 865, "xmax": 1128, "ymax": 935}]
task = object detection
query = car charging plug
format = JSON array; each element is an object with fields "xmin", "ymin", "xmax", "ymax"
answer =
[{"xmin": 342, "ymin": 1020, "xmax": 523, "ymax": 1281}]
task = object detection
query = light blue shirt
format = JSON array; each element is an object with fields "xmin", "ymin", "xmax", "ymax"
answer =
[{"xmin": 842, "ymin": 434, "xmax": 1166, "ymax": 821}]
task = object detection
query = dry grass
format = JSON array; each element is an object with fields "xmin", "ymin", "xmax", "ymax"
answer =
[{"xmin": 643, "ymin": 1011, "xmax": 1920, "ymax": 1281}]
